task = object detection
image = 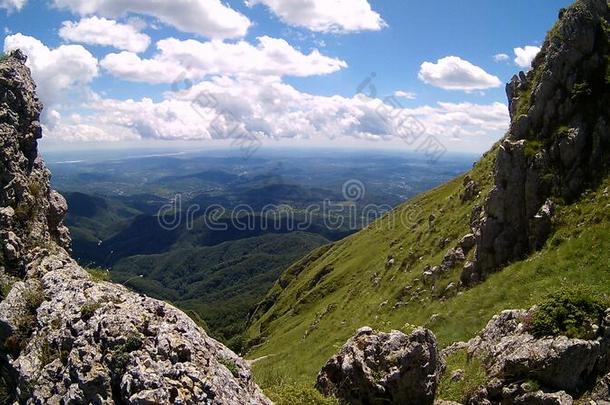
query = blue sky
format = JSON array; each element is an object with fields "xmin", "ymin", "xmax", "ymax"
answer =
[{"xmin": 1, "ymin": 0, "xmax": 573, "ymax": 153}]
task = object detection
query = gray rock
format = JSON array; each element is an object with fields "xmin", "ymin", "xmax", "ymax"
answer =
[
  {"xmin": 470, "ymin": 0, "xmax": 610, "ymax": 282},
  {"xmin": 459, "ymin": 234, "xmax": 476, "ymax": 253},
  {"xmin": 316, "ymin": 327, "xmax": 443, "ymax": 405},
  {"xmin": 530, "ymin": 199, "xmax": 555, "ymax": 249},
  {"xmin": 441, "ymin": 248, "xmax": 465, "ymax": 270},
  {"xmin": 592, "ymin": 373, "xmax": 610, "ymax": 402},
  {"xmin": 511, "ymin": 390, "xmax": 573, "ymax": 405},
  {"xmin": 0, "ymin": 52, "xmax": 270, "ymax": 404},
  {"xmin": 460, "ymin": 179, "xmax": 479, "ymax": 202},
  {"xmin": 464, "ymin": 308, "xmax": 607, "ymax": 398}
]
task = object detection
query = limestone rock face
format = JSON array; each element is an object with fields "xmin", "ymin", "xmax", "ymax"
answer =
[
  {"xmin": 468, "ymin": 0, "xmax": 610, "ymax": 283},
  {"xmin": 315, "ymin": 327, "xmax": 443, "ymax": 405},
  {"xmin": 450, "ymin": 308, "xmax": 610, "ymax": 404},
  {"xmin": 0, "ymin": 52, "xmax": 270, "ymax": 404},
  {"xmin": 0, "ymin": 51, "xmax": 71, "ymax": 276}
]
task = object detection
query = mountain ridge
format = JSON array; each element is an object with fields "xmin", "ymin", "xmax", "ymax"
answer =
[{"xmin": 244, "ymin": 1, "xmax": 610, "ymax": 402}]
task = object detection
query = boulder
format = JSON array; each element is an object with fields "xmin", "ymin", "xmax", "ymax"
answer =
[
  {"xmin": 467, "ymin": 309, "xmax": 602, "ymax": 394},
  {"xmin": 458, "ymin": 234, "xmax": 476, "ymax": 253},
  {"xmin": 460, "ymin": 179, "xmax": 479, "ymax": 202},
  {"xmin": 316, "ymin": 327, "xmax": 443, "ymax": 405},
  {"xmin": 449, "ymin": 306, "xmax": 610, "ymax": 404}
]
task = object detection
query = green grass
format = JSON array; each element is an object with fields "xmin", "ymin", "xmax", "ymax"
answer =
[
  {"xmin": 0, "ymin": 277, "xmax": 16, "ymax": 300},
  {"xmin": 437, "ymin": 349, "xmax": 487, "ymax": 402},
  {"xmin": 245, "ymin": 147, "xmax": 610, "ymax": 399},
  {"xmin": 264, "ymin": 384, "xmax": 338, "ymax": 405},
  {"xmin": 86, "ymin": 267, "xmax": 111, "ymax": 282},
  {"xmin": 524, "ymin": 140, "xmax": 543, "ymax": 157},
  {"xmin": 253, "ymin": 361, "xmax": 338, "ymax": 405}
]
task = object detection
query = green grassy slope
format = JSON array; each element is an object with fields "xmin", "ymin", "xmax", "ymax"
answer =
[{"xmin": 245, "ymin": 146, "xmax": 610, "ymax": 393}]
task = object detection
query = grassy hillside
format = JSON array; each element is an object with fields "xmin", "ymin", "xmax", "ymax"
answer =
[{"xmin": 244, "ymin": 146, "xmax": 610, "ymax": 400}]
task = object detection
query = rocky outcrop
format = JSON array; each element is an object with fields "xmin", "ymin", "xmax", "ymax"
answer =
[
  {"xmin": 0, "ymin": 50, "xmax": 70, "ymax": 278},
  {"xmin": 466, "ymin": 0, "xmax": 610, "ymax": 283},
  {"xmin": 445, "ymin": 307, "xmax": 610, "ymax": 404},
  {"xmin": 315, "ymin": 327, "xmax": 443, "ymax": 405},
  {"xmin": 0, "ymin": 51, "xmax": 270, "ymax": 404}
]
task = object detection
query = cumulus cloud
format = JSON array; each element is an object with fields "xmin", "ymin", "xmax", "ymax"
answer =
[
  {"xmin": 100, "ymin": 36, "xmax": 347, "ymax": 83},
  {"xmin": 418, "ymin": 56, "xmax": 502, "ymax": 91},
  {"xmin": 493, "ymin": 53, "xmax": 509, "ymax": 63},
  {"xmin": 0, "ymin": 0, "xmax": 25, "ymax": 12},
  {"xmin": 59, "ymin": 16, "xmax": 151, "ymax": 53},
  {"xmin": 52, "ymin": 0, "xmax": 251, "ymax": 39},
  {"xmin": 44, "ymin": 74, "xmax": 508, "ymax": 149},
  {"xmin": 394, "ymin": 91, "xmax": 416, "ymax": 100},
  {"xmin": 514, "ymin": 46, "xmax": 541, "ymax": 69},
  {"xmin": 246, "ymin": 0, "xmax": 385, "ymax": 33},
  {"xmin": 3, "ymin": 33, "xmax": 98, "ymax": 113}
]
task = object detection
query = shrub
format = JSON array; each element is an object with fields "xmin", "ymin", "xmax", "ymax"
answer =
[
  {"xmin": 524, "ymin": 140, "xmax": 543, "ymax": 158},
  {"xmin": 218, "ymin": 357, "xmax": 239, "ymax": 377},
  {"xmin": 80, "ymin": 301, "xmax": 101, "ymax": 321},
  {"xmin": 527, "ymin": 287, "xmax": 609, "ymax": 339},
  {"xmin": 554, "ymin": 125, "xmax": 570, "ymax": 138},
  {"xmin": 110, "ymin": 335, "xmax": 143, "ymax": 371},
  {"xmin": 23, "ymin": 284, "xmax": 44, "ymax": 311}
]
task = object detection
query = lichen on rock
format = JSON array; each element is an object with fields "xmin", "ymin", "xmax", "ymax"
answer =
[{"xmin": 0, "ymin": 51, "xmax": 270, "ymax": 404}]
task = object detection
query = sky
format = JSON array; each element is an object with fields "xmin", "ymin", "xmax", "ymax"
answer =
[{"xmin": 0, "ymin": 0, "xmax": 573, "ymax": 154}]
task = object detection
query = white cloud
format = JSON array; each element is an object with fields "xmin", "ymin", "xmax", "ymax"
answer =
[
  {"xmin": 44, "ymin": 74, "xmax": 509, "ymax": 151},
  {"xmin": 514, "ymin": 46, "xmax": 541, "ymax": 69},
  {"xmin": 52, "ymin": 0, "xmax": 251, "ymax": 39},
  {"xmin": 493, "ymin": 53, "xmax": 509, "ymax": 63},
  {"xmin": 59, "ymin": 17, "xmax": 151, "ymax": 53},
  {"xmin": 0, "ymin": 0, "xmax": 25, "ymax": 12},
  {"xmin": 3, "ymin": 33, "xmax": 98, "ymax": 113},
  {"xmin": 100, "ymin": 36, "xmax": 347, "ymax": 83},
  {"xmin": 394, "ymin": 91, "xmax": 416, "ymax": 100},
  {"xmin": 246, "ymin": 0, "xmax": 385, "ymax": 33},
  {"xmin": 418, "ymin": 56, "xmax": 502, "ymax": 91}
]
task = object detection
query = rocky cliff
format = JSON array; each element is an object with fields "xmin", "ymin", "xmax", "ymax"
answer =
[
  {"xmin": 466, "ymin": 0, "xmax": 610, "ymax": 283},
  {"xmin": 0, "ymin": 51, "xmax": 270, "ymax": 404}
]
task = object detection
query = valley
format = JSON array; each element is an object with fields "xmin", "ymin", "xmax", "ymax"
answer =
[{"xmin": 45, "ymin": 149, "xmax": 474, "ymax": 347}]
